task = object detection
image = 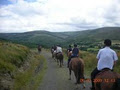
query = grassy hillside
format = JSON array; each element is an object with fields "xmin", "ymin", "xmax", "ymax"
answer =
[
  {"xmin": 0, "ymin": 41, "xmax": 47, "ymax": 90},
  {"xmin": 0, "ymin": 27, "xmax": 120, "ymax": 48},
  {"xmin": 13, "ymin": 49, "xmax": 47, "ymax": 90},
  {"xmin": 0, "ymin": 41, "xmax": 30, "ymax": 74},
  {"xmin": 0, "ymin": 31, "xmax": 69, "ymax": 48}
]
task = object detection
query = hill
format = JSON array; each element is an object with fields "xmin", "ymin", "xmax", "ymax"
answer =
[
  {"xmin": 0, "ymin": 31, "xmax": 70, "ymax": 48},
  {"xmin": 0, "ymin": 27, "xmax": 120, "ymax": 48}
]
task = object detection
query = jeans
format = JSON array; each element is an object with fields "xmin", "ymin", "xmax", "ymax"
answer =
[{"xmin": 91, "ymin": 67, "xmax": 100, "ymax": 89}]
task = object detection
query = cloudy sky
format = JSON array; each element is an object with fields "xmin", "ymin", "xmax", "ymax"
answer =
[{"xmin": 0, "ymin": 0, "xmax": 120, "ymax": 33}]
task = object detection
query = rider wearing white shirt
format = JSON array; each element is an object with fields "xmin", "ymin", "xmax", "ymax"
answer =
[
  {"xmin": 90, "ymin": 39, "xmax": 118, "ymax": 90},
  {"xmin": 56, "ymin": 45, "xmax": 62, "ymax": 53},
  {"xmin": 97, "ymin": 46, "xmax": 118, "ymax": 70}
]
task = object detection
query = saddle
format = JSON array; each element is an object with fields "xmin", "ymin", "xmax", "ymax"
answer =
[
  {"xmin": 71, "ymin": 55, "xmax": 78, "ymax": 58},
  {"xmin": 96, "ymin": 68, "xmax": 111, "ymax": 77}
]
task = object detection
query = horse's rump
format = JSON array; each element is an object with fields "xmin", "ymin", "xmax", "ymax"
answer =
[
  {"xmin": 69, "ymin": 57, "xmax": 84, "ymax": 83},
  {"xmin": 56, "ymin": 52, "xmax": 63, "ymax": 60},
  {"xmin": 69, "ymin": 58, "xmax": 84, "ymax": 71},
  {"xmin": 38, "ymin": 46, "xmax": 41, "ymax": 53},
  {"xmin": 95, "ymin": 69, "xmax": 120, "ymax": 90}
]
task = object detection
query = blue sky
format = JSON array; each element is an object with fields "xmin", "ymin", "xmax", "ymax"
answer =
[{"xmin": 0, "ymin": 0, "xmax": 120, "ymax": 33}]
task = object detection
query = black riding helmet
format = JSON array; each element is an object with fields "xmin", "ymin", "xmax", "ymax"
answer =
[{"xmin": 74, "ymin": 44, "xmax": 77, "ymax": 47}]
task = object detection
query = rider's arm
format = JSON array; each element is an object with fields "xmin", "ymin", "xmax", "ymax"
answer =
[
  {"xmin": 114, "ymin": 61, "xmax": 117, "ymax": 66},
  {"xmin": 113, "ymin": 51, "xmax": 118, "ymax": 66}
]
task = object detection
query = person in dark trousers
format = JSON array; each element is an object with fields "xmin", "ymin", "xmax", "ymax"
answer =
[
  {"xmin": 67, "ymin": 45, "xmax": 72, "ymax": 67},
  {"xmin": 90, "ymin": 39, "xmax": 118, "ymax": 90}
]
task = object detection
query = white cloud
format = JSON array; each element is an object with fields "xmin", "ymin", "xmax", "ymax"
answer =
[{"xmin": 0, "ymin": 0, "xmax": 120, "ymax": 33}]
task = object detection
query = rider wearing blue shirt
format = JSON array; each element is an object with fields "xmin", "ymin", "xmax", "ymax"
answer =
[
  {"xmin": 68, "ymin": 44, "xmax": 79, "ymax": 67},
  {"xmin": 71, "ymin": 44, "xmax": 79, "ymax": 58}
]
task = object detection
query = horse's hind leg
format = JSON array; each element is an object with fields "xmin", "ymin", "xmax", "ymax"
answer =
[
  {"xmin": 62, "ymin": 59, "xmax": 63, "ymax": 66},
  {"xmin": 60, "ymin": 60, "xmax": 62, "ymax": 67},
  {"xmin": 69, "ymin": 68, "xmax": 71, "ymax": 80},
  {"xmin": 74, "ymin": 72, "xmax": 78, "ymax": 84},
  {"xmin": 57, "ymin": 59, "xmax": 59, "ymax": 65}
]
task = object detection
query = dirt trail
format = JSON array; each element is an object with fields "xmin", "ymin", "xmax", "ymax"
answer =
[{"xmin": 38, "ymin": 50, "xmax": 91, "ymax": 90}]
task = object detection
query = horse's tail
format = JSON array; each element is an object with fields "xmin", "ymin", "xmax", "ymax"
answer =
[{"xmin": 77, "ymin": 59, "xmax": 84, "ymax": 83}]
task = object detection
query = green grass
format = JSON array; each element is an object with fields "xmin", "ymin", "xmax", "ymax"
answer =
[
  {"xmin": 0, "ymin": 41, "xmax": 29, "ymax": 73},
  {"xmin": 13, "ymin": 49, "xmax": 47, "ymax": 90},
  {"xmin": 114, "ymin": 51, "xmax": 120, "ymax": 73},
  {"xmin": 0, "ymin": 42, "xmax": 47, "ymax": 90},
  {"xmin": 79, "ymin": 51, "xmax": 97, "ymax": 76}
]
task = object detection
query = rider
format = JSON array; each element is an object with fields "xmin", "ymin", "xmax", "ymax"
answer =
[
  {"xmin": 90, "ymin": 39, "xmax": 118, "ymax": 90},
  {"xmin": 71, "ymin": 44, "xmax": 79, "ymax": 58},
  {"xmin": 68, "ymin": 44, "xmax": 79, "ymax": 67},
  {"xmin": 67, "ymin": 45, "xmax": 72, "ymax": 67},
  {"xmin": 56, "ymin": 44, "xmax": 62, "ymax": 54}
]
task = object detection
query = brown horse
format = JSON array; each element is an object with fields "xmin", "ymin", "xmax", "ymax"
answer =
[
  {"xmin": 52, "ymin": 51, "xmax": 57, "ymax": 61},
  {"xmin": 67, "ymin": 51, "xmax": 72, "ymax": 59},
  {"xmin": 95, "ymin": 69, "xmax": 120, "ymax": 90},
  {"xmin": 69, "ymin": 57, "xmax": 85, "ymax": 88},
  {"xmin": 38, "ymin": 45, "xmax": 42, "ymax": 53},
  {"xmin": 56, "ymin": 53, "xmax": 64, "ymax": 67}
]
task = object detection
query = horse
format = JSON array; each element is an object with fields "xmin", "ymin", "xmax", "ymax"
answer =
[
  {"xmin": 52, "ymin": 50, "xmax": 57, "ymax": 61},
  {"xmin": 94, "ymin": 68, "xmax": 120, "ymax": 90},
  {"xmin": 56, "ymin": 52, "xmax": 64, "ymax": 67},
  {"xmin": 67, "ymin": 51, "xmax": 72, "ymax": 59},
  {"xmin": 38, "ymin": 45, "xmax": 42, "ymax": 53},
  {"xmin": 69, "ymin": 57, "xmax": 85, "ymax": 88},
  {"xmin": 51, "ymin": 48, "xmax": 54, "ymax": 58}
]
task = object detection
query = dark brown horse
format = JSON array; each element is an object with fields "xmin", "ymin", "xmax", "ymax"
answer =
[
  {"xmin": 56, "ymin": 53, "xmax": 64, "ymax": 67},
  {"xmin": 38, "ymin": 45, "xmax": 42, "ymax": 53},
  {"xmin": 69, "ymin": 57, "xmax": 85, "ymax": 88},
  {"xmin": 95, "ymin": 69, "xmax": 120, "ymax": 90}
]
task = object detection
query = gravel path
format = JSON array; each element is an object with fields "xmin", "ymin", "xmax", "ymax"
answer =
[{"xmin": 38, "ymin": 50, "xmax": 91, "ymax": 90}]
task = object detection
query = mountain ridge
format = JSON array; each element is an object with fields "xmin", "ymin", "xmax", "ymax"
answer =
[{"xmin": 0, "ymin": 27, "xmax": 120, "ymax": 48}]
